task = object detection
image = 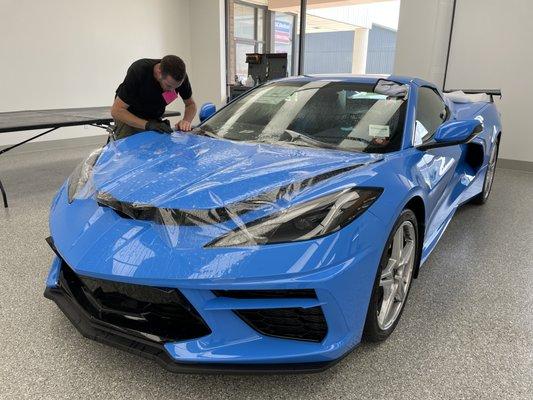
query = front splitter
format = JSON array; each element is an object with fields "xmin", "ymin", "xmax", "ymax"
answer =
[{"xmin": 44, "ymin": 285, "xmax": 343, "ymax": 374}]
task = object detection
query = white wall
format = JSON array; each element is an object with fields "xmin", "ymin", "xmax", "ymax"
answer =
[
  {"xmin": 188, "ymin": 0, "xmax": 227, "ymax": 109},
  {"xmin": 0, "ymin": 0, "xmax": 192, "ymax": 146},
  {"xmin": 393, "ymin": 0, "xmax": 454, "ymax": 87},
  {"xmin": 445, "ymin": 0, "xmax": 533, "ymax": 164},
  {"xmin": 394, "ymin": 0, "xmax": 533, "ymax": 163}
]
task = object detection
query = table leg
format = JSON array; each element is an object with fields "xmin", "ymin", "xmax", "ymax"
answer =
[
  {"xmin": 0, "ymin": 177, "xmax": 7, "ymax": 208},
  {"xmin": 0, "ymin": 126, "xmax": 59, "ymax": 208}
]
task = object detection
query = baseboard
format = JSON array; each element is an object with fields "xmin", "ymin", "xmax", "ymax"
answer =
[
  {"xmin": 498, "ymin": 158, "xmax": 533, "ymax": 172},
  {"xmin": 0, "ymin": 135, "xmax": 108, "ymax": 155}
]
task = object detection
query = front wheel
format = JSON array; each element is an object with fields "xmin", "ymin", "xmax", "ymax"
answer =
[{"xmin": 363, "ymin": 209, "xmax": 418, "ymax": 342}]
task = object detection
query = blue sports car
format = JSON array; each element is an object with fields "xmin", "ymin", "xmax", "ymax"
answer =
[{"xmin": 44, "ymin": 75, "xmax": 501, "ymax": 372}]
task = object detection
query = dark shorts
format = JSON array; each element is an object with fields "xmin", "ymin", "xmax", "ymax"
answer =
[{"xmin": 113, "ymin": 120, "xmax": 144, "ymax": 140}]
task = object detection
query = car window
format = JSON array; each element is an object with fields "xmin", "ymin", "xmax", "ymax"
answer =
[
  {"xmin": 414, "ymin": 87, "xmax": 447, "ymax": 146},
  {"xmin": 198, "ymin": 81, "xmax": 408, "ymax": 154}
]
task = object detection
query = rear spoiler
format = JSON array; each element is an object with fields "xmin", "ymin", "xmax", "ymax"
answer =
[{"xmin": 443, "ymin": 89, "xmax": 502, "ymax": 102}]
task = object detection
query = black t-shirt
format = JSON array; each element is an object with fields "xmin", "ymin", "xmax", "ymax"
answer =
[{"xmin": 115, "ymin": 58, "xmax": 192, "ymax": 120}]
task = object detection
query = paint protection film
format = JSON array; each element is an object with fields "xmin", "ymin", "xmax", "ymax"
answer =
[
  {"xmin": 65, "ymin": 78, "xmax": 406, "ymax": 248},
  {"xmin": 65, "ymin": 131, "xmax": 382, "ymax": 249}
]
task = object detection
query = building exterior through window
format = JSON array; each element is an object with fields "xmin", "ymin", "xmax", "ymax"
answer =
[{"xmin": 226, "ymin": 0, "xmax": 400, "ymax": 92}]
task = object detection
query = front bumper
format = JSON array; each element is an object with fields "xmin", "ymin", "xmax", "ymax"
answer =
[
  {"xmin": 44, "ymin": 230, "xmax": 384, "ymax": 373},
  {"xmin": 44, "ymin": 282, "xmax": 340, "ymax": 374},
  {"xmin": 45, "ymin": 184, "xmax": 391, "ymax": 372}
]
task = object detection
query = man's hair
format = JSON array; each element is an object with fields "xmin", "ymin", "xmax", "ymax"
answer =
[{"xmin": 160, "ymin": 55, "xmax": 186, "ymax": 82}]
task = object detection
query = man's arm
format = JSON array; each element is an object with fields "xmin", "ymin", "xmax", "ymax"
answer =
[
  {"xmin": 111, "ymin": 96, "xmax": 147, "ymax": 129},
  {"xmin": 175, "ymin": 97, "xmax": 197, "ymax": 131}
]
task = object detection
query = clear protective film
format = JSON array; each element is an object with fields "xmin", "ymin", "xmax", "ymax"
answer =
[
  {"xmin": 66, "ymin": 130, "xmax": 383, "ymax": 250},
  {"xmin": 63, "ymin": 78, "xmax": 412, "ymax": 249}
]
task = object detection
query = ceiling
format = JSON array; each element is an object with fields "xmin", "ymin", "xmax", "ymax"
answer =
[{"xmin": 267, "ymin": 0, "xmax": 395, "ymax": 12}]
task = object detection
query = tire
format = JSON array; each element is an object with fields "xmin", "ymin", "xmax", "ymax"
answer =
[
  {"xmin": 363, "ymin": 209, "xmax": 419, "ymax": 342},
  {"xmin": 471, "ymin": 139, "xmax": 499, "ymax": 205}
]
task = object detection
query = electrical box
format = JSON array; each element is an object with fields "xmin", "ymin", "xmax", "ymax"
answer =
[
  {"xmin": 228, "ymin": 53, "xmax": 288, "ymax": 101},
  {"xmin": 245, "ymin": 53, "xmax": 288, "ymax": 84}
]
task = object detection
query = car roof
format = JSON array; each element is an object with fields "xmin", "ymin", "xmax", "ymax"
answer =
[{"xmin": 274, "ymin": 74, "xmax": 435, "ymax": 88}]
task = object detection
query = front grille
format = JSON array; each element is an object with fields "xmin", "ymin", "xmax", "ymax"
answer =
[
  {"xmin": 213, "ymin": 289, "xmax": 327, "ymax": 342},
  {"xmin": 236, "ymin": 307, "xmax": 327, "ymax": 342},
  {"xmin": 58, "ymin": 262, "xmax": 211, "ymax": 343}
]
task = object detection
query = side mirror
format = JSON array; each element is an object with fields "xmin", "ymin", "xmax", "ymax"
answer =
[
  {"xmin": 419, "ymin": 119, "xmax": 482, "ymax": 150},
  {"xmin": 199, "ymin": 102, "xmax": 216, "ymax": 122}
]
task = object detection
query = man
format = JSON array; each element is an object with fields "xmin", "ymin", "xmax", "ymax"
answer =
[{"xmin": 111, "ymin": 55, "xmax": 197, "ymax": 139}]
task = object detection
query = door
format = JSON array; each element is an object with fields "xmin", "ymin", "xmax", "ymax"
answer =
[{"xmin": 415, "ymin": 86, "xmax": 463, "ymax": 239}]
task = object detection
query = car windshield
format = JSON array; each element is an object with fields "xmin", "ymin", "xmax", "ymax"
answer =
[{"xmin": 197, "ymin": 80, "xmax": 408, "ymax": 153}]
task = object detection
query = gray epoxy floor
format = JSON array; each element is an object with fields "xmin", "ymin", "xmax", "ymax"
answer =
[{"xmin": 0, "ymin": 144, "xmax": 531, "ymax": 400}]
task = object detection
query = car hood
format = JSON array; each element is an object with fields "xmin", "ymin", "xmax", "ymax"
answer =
[{"xmin": 91, "ymin": 131, "xmax": 382, "ymax": 210}]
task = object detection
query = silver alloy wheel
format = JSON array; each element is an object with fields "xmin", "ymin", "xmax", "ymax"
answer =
[
  {"xmin": 484, "ymin": 144, "xmax": 498, "ymax": 198},
  {"xmin": 377, "ymin": 221, "xmax": 416, "ymax": 330}
]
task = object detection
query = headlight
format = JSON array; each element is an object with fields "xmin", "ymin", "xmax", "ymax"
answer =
[
  {"xmin": 67, "ymin": 148, "xmax": 103, "ymax": 203},
  {"xmin": 206, "ymin": 187, "xmax": 382, "ymax": 247}
]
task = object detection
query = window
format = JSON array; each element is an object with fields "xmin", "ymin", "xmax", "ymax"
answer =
[
  {"xmin": 235, "ymin": 42, "xmax": 255, "ymax": 79},
  {"xmin": 234, "ymin": 3, "xmax": 255, "ymax": 39},
  {"xmin": 231, "ymin": 2, "xmax": 267, "ymax": 84},
  {"xmin": 414, "ymin": 87, "xmax": 447, "ymax": 145},
  {"xmin": 272, "ymin": 12, "xmax": 296, "ymax": 75},
  {"xmin": 226, "ymin": 0, "xmax": 299, "ymax": 92},
  {"xmin": 303, "ymin": 2, "xmax": 400, "ymax": 75},
  {"xmin": 226, "ymin": 1, "xmax": 400, "ymax": 93},
  {"xmin": 198, "ymin": 81, "xmax": 407, "ymax": 154}
]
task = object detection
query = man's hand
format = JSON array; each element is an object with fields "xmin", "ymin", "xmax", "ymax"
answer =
[
  {"xmin": 145, "ymin": 120, "xmax": 173, "ymax": 134},
  {"xmin": 175, "ymin": 119, "xmax": 192, "ymax": 131}
]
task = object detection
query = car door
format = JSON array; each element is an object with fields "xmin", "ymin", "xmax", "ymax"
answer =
[{"xmin": 414, "ymin": 86, "xmax": 463, "ymax": 239}]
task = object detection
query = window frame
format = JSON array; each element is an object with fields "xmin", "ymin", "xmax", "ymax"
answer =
[
  {"xmin": 232, "ymin": 1, "xmax": 268, "ymax": 83},
  {"xmin": 226, "ymin": 0, "xmax": 300, "ymax": 95},
  {"xmin": 270, "ymin": 10, "xmax": 298, "ymax": 76}
]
